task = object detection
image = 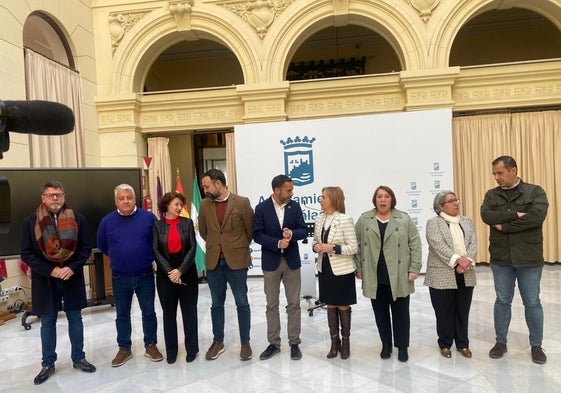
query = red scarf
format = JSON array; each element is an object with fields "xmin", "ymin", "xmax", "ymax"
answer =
[{"xmin": 34, "ymin": 203, "xmax": 78, "ymax": 264}]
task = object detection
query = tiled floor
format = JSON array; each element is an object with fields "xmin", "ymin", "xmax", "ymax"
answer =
[{"xmin": 1, "ymin": 264, "xmax": 560, "ymax": 392}]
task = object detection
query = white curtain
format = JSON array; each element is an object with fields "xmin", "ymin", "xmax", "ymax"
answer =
[
  {"xmin": 148, "ymin": 137, "xmax": 172, "ymax": 215},
  {"xmin": 24, "ymin": 48, "xmax": 85, "ymax": 167},
  {"xmin": 225, "ymin": 132, "xmax": 237, "ymax": 193}
]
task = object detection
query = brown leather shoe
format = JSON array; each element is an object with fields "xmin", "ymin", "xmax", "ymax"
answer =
[
  {"xmin": 205, "ymin": 340, "xmax": 225, "ymax": 360},
  {"xmin": 489, "ymin": 342, "xmax": 507, "ymax": 359},
  {"xmin": 111, "ymin": 348, "xmax": 132, "ymax": 367},
  {"xmin": 458, "ymin": 348, "xmax": 472, "ymax": 358},
  {"xmin": 145, "ymin": 343, "xmax": 163, "ymax": 362},
  {"xmin": 240, "ymin": 341, "xmax": 252, "ymax": 361},
  {"xmin": 440, "ymin": 348, "xmax": 452, "ymax": 358}
]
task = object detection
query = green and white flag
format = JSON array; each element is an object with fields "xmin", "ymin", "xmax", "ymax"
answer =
[{"xmin": 191, "ymin": 174, "xmax": 206, "ymax": 272}]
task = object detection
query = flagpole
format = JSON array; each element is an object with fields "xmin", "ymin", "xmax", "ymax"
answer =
[{"xmin": 191, "ymin": 169, "xmax": 207, "ymax": 283}]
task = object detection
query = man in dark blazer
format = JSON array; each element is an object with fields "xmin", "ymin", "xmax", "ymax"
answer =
[
  {"xmin": 20, "ymin": 181, "xmax": 96, "ymax": 385},
  {"xmin": 198, "ymin": 169, "xmax": 254, "ymax": 362},
  {"xmin": 253, "ymin": 174, "xmax": 308, "ymax": 361}
]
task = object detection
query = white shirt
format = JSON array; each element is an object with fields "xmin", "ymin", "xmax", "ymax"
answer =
[{"xmin": 272, "ymin": 196, "xmax": 287, "ymax": 229}]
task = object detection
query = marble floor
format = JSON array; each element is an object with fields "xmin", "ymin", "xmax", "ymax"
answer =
[{"xmin": 0, "ymin": 264, "xmax": 560, "ymax": 392}]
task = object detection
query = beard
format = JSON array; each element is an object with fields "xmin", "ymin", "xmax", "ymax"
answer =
[{"xmin": 206, "ymin": 190, "xmax": 221, "ymax": 200}]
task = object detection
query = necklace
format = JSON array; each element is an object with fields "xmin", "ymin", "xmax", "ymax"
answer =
[{"xmin": 324, "ymin": 212, "xmax": 336, "ymax": 229}]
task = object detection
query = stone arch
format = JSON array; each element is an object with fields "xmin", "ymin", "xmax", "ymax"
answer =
[
  {"xmin": 431, "ymin": 0, "xmax": 561, "ymax": 68},
  {"xmin": 23, "ymin": 11, "xmax": 77, "ymax": 68},
  {"xmin": 263, "ymin": 0, "xmax": 427, "ymax": 81},
  {"xmin": 111, "ymin": 5, "xmax": 262, "ymax": 94}
]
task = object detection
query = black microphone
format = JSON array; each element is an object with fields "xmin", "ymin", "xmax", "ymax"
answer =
[{"xmin": 0, "ymin": 100, "xmax": 75, "ymax": 135}]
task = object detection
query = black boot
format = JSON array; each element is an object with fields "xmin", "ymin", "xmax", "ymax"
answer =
[
  {"xmin": 380, "ymin": 342, "xmax": 392, "ymax": 359},
  {"xmin": 339, "ymin": 308, "xmax": 351, "ymax": 359},
  {"xmin": 398, "ymin": 347, "xmax": 409, "ymax": 362},
  {"xmin": 326, "ymin": 308, "xmax": 340, "ymax": 359}
]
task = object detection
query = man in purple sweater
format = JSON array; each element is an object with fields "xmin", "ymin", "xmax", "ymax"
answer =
[{"xmin": 97, "ymin": 184, "xmax": 163, "ymax": 367}]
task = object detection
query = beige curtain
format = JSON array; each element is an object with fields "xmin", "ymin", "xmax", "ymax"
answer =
[
  {"xmin": 147, "ymin": 137, "xmax": 172, "ymax": 216},
  {"xmin": 24, "ymin": 48, "xmax": 85, "ymax": 167},
  {"xmin": 225, "ymin": 132, "xmax": 237, "ymax": 193},
  {"xmin": 452, "ymin": 110, "xmax": 561, "ymax": 263}
]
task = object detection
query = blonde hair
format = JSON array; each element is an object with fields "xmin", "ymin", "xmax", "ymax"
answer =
[{"xmin": 322, "ymin": 186, "xmax": 346, "ymax": 213}]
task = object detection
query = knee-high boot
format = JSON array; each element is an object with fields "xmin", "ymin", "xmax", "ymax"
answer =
[
  {"xmin": 339, "ymin": 308, "xmax": 351, "ymax": 359},
  {"xmin": 326, "ymin": 308, "xmax": 340, "ymax": 358}
]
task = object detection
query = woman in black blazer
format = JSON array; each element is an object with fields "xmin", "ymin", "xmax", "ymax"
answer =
[{"xmin": 152, "ymin": 191, "xmax": 198, "ymax": 364}]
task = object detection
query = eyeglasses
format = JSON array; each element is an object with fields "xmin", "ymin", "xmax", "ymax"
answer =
[
  {"xmin": 43, "ymin": 193, "xmax": 65, "ymax": 199},
  {"xmin": 443, "ymin": 199, "xmax": 460, "ymax": 204}
]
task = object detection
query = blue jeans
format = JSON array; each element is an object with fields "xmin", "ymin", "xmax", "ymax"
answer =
[
  {"xmin": 206, "ymin": 258, "xmax": 250, "ymax": 342},
  {"xmin": 112, "ymin": 269, "xmax": 158, "ymax": 350},
  {"xmin": 490, "ymin": 264, "xmax": 544, "ymax": 346},
  {"xmin": 40, "ymin": 280, "xmax": 85, "ymax": 366},
  {"xmin": 41, "ymin": 310, "xmax": 84, "ymax": 366}
]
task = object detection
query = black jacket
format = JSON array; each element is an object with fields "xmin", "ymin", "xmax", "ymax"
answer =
[
  {"xmin": 20, "ymin": 209, "xmax": 91, "ymax": 315},
  {"xmin": 152, "ymin": 217, "xmax": 196, "ymax": 275}
]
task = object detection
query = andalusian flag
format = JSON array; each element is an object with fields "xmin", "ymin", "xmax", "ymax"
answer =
[
  {"xmin": 175, "ymin": 170, "xmax": 190, "ymax": 218},
  {"xmin": 191, "ymin": 174, "xmax": 206, "ymax": 272}
]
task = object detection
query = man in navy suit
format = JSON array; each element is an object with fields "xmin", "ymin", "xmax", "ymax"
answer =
[{"xmin": 253, "ymin": 175, "xmax": 308, "ymax": 361}]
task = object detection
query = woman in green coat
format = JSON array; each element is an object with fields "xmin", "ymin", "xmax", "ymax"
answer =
[{"xmin": 354, "ymin": 186, "xmax": 422, "ymax": 362}]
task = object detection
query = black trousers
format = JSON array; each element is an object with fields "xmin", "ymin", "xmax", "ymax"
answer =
[
  {"xmin": 371, "ymin": 284, "xmax": 410, "ymax": 348},
  {"xmin": 429, "ymin": 276, "xmax": 473, "ymax": 349},
  {"xmin": 156, "ymin": 264, "xmax": 199, "ymax": 359}
]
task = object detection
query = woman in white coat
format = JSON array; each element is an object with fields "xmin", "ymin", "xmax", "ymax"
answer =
[{"xmin": 312, "ymin": 186, "xmax": 358, "ymax": 359}]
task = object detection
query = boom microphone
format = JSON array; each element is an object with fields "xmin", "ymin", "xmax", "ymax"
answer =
[{"xmin": 0, "ymin": 100, "xmax": 75, "ymax": 135}]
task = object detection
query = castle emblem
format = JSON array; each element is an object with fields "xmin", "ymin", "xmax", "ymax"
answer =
[{"xmin": 280, "ymin": 136, "xmax": 316, "ymax": 186}]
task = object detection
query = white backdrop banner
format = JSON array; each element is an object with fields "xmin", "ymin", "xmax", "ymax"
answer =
[{"xmin": 235, "ymin": 109, "xmax": 453, "ymax": 295}]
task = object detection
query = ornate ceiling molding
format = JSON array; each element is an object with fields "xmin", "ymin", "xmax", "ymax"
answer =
[
  {"xmin": 219, "ymin": 0, "xmax": 295, "ymax": 40},
  {"xmin": 405, "ymin": 0, "xmax": 440, "ymax": 24},
  {"xmin": 108, "ymin": 11, "xmax": 151, "ymax": 55},
  {"xmin": 169, "ymin": 0, "xmax": 194, "ymax": 31}
]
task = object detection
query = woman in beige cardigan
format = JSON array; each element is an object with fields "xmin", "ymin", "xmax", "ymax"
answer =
[
  {"xmin": 312, "ymin": 186, "xmax": 358, "ymax": 359},
  {"xmin": 424, "ymin": 190, "xmax": 477, "ymax": 359}
]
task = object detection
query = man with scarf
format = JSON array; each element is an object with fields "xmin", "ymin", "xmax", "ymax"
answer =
[{"xmin": 20, "ymin": 181, "xmax": 96, "ymax": 385}]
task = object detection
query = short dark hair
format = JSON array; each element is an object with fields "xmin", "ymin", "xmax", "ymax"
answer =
[
  {"xmin": 158, "ymin": 191, "xmax": 186, "ymax": 214},
  {"xmin": 372, "ymin": 185, "xmax": 397, "ymax": 209},
  {"xmin": 43, "ymin": 180, "xmax": 64, "ymax": 192},
  {"xmin": 271, "ymin": 174, "xmax": 292, "ymax": 191},
  {"xmin": 492, "ymin": 155, "xmax": 517, "ymax": 169},
  {"xmin": 203, "ymin": 168, "xmax": 227, "ymax": 186}
]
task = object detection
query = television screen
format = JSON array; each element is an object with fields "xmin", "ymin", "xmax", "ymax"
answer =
[{"xmin": 0, "ymin": 168, "xmax": 143, "ymax": 258}]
